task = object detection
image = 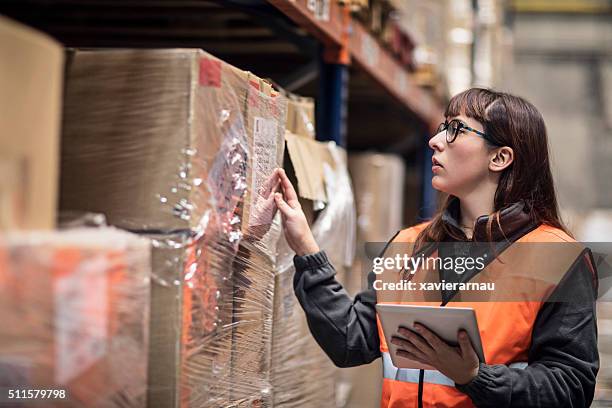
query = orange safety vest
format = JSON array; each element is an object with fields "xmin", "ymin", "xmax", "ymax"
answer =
[{"xmin": 376, "ymin": 223, "xmax": 588, "ymax": 408}]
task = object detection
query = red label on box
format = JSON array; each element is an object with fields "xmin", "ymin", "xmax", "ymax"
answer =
[
  {"xmin": 249, "ymin": 79, "xmax": 260, "ymax": 90},
  {"xmin": 199, "ymin": 58, "xmax": 221, "ymax": 87}
]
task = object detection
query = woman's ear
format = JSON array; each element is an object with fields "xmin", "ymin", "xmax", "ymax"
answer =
[{"xmin": 489, "ymin": 146, "xmax": 514, "ymax": 172}]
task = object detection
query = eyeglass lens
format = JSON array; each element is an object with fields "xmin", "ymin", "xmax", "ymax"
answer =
[{"xmin": 434, "ymin": 120, "xmax": 463, "ymax": 143}]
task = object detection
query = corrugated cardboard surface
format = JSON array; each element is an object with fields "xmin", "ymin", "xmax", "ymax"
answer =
[
  {"xmin": 285, "ymin": 132, "xmax": 335, "ymax": 203},
  {"xmin": 0, "ymin": 16, "xmax": 63, "ymax": 230},
  {"xmin": 230, "ymin": 241, "xmax": 275, "ymax": 406},
  {"xmin": 285, "ymin": 95, "xmax": 315, "ymax": 140},
  {"xmin": 61, "ymin": 49, "xmax": 250, "ymax": 232},
  {"xmin": 147, "ymin": 239, "xmax": 237, "ymax": 408}
]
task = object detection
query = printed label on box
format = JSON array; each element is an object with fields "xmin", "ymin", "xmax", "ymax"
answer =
[
  {"xmin": 54, "ymin": 256, "xmax": 108, "ymax": 385},
  {"xmin": 249, "ymin": 116, "xmax": 279, "ymax": 228}
]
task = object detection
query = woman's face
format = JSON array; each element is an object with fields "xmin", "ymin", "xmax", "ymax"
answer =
[{"xmin": 428, "ymin": 114, "xmax": 493, "ymax": 197}]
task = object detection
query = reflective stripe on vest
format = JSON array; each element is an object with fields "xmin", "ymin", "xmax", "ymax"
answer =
[{"xmin": 382, "ymin": 351, "xmax": 528, "ymax": 386}]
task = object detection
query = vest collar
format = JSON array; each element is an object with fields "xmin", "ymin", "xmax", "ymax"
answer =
[{"xmin": 441, "ymin": 197, "xmax": 537, "ymax": 242}]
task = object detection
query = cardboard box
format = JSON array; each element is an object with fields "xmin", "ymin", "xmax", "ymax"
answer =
[
  {"xmin": 284, "ymin": 132, "xmax": 334, "ymax": 202},
  {"xmin": 348, "ymin": 153, "xmax": 405, "ymax": 242},
  {"xmin": 61, "ymin": 49, "xmax": 251, "ymax": 232},
  {"xmin": 145, "ymin": 234, "xmax": 238, "ymax": 408},
  {"xmin": 224, "ymin": 76, "xmax": 285, "ymax": 408},
  {"xmin": 228, "ymin": 241, "xmax": 276, "ymax": 406},
  {"xmin": 286, "ymin": 96, "xmax": 316, "ymax": 140},
  {"xmin": 0, "ymin": 228, "xmax": 151, "ymax": 407},
  {"xmin": 61, "ymin": 49, "xmax": 286, "ymax": 236},
  {"xmin": 227, "ymin": 75, "xmax": 286, "ymax": 406},
  {"xmin": 348, "ymin": 153, "xmax": 404, "ymax": 296},
  {"xmin": 61, "ymin": 49, "xmax": 250, "ymax": 407},
  {"xmin": 149, "ymin": 227, "xmax": 279, "ymax": 408},
  {"xmin": 281, "ymin": 147, "xmax": 316, "ymax": 228},
  {"xmin": 0, "ymin": 16, "xmax": 63, "ymax": 230}
]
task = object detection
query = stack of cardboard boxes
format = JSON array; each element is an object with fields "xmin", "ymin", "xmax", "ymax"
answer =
[
  {"xmin": 60, "ymin": 48, "xmax": 287, "ymax": 407},
  {"xmin": 1, "ymin": 15, "xmax": 386, "ymax": 408},
  {"xmin": 1, "ymin": 17, "xmax": 153, "ymax": 407}
]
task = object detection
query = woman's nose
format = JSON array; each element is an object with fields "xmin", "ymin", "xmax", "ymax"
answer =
[{"xmin": 428, "ymin": 131, "xmax": 445, "ymax": 151}]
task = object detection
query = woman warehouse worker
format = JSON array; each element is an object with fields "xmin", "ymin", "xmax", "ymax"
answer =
[{"xmin": 272, "ymin": 88, "xmax": 599, "ymax": 407}]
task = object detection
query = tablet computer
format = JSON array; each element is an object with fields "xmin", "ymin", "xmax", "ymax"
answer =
[{"xmin": 376, "ymin": 304, "xmax": 485, "ymax": 370}]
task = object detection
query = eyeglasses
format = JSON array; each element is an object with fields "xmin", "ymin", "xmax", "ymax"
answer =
[{"xmin": 435, "ymin": 119, "xmax": 498, "ymax": 145}]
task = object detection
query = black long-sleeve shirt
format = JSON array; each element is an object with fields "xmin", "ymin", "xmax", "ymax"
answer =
[{"xmin": 292, "ymin": 249, "xmax": 599, "ymax": 407}]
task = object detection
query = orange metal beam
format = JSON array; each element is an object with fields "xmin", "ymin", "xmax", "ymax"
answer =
[{"xmin": 267, "ymin": 0, "xmax": 444, "ymax": 131}]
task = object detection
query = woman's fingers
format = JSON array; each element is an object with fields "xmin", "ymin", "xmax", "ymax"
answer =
[
  {"xmin": 458, "ymin": 331, "xmax": 478, "ymax": 360},
  {"xmin": 391, "ymin": 336, "xmax": 429, "ymax": 362},
  {"xmin": 274, "ymin": 192, "xmax": 292, "ymax": 216},
  {"xmin": 396, "ymin": 349, "xmax": 428, "ymax": 365},
  {"xmin": 277, "ymin": 168, "xmax": 299, "ymax": 206},
  {"xmin": 270, "ymin": 179, "xmax": 281, "ymax": 197},
  {"xmin": 398, "ymin": 327, "xmax": 434, "ymax": 356},
  {"xmin": 413, "ymin": 324, "xmax": 444, "ymax": 350}
]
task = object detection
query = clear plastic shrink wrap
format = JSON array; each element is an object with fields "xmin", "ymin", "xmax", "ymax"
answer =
[
  {"xmin": 272, "ymin": 142, "xmax": 357, "ymax": 407},
  {"xmin": 60, "ymin": 49, "xmax": 287, "ymax": 407},
  {"xmin": 0, "ymin": 228, "xmax": 151, "ymax": 407}
]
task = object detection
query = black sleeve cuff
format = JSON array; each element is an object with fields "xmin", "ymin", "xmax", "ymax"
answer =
[
  {"xmin": 455, "ymin": 363, "xmax": 494, "ymax": 395},
  {"xmin": 293, "ymin": 250, "xmax": 330, "ymax": 271}
]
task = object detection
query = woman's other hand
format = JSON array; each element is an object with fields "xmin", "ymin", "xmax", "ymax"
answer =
[
  {"xmin": 390, "ymin": 323, "xmax": 480, "ymax": 385},
  {"xmin": 274, "ymin": 168, "xmax": 320, "ymax": 256}
]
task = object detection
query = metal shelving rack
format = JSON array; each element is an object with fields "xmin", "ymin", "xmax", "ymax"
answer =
[
  {"xmin": 267, "ymin": 0, "xmax": 443, "ymax": 146},
  {"xmin": 0, "ymin": 0, "xmax": 443, "ymax": 217},
  {"xmin": 266, "ymin": 0, "xmax": 442, "ymax": 216}
]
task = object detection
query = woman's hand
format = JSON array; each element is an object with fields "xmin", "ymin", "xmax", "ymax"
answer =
[
  {"xmin": 390, "ymin": 323, "xmax": 480, "ymax": 385},
  {"xmin": 274, "ymin": 168, "xmax": 320, "ymax": 256}
]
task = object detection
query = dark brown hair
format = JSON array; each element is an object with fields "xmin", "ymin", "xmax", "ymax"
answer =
[{"xmin": 416, "ymin": 88, "xmax": 570, "ymax": 246}]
